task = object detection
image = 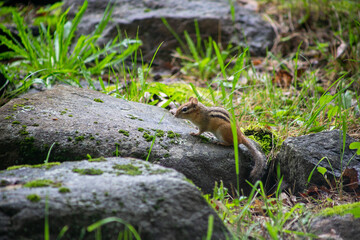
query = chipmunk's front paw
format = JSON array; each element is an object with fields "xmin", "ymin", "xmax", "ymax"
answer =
[
  {"xmin": 214, "ymin": 141, "xmax": 232, "ymax": 147},
  {"xmin": 190, "ymin": 132, "xmax": 200, "ymax": 136}
]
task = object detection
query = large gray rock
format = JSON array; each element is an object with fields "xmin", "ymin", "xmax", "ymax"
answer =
[
  {"xmin": 0, "ymin": 157, "xmax": 230, "ymax": 239},
  {"xmin": 0, "ymin": 85, "xmax": 265, "ymax": 193},
  {"xmin": 276, "ymin": 130, "xmax": 360, "ymax": 192},
  {"xmin": 309, "ymin": 215, "xmax": 360, "ymax": 240},
  {"xmin": 62, "ymin": 0, "xmax": 275, "ymax": 59}
]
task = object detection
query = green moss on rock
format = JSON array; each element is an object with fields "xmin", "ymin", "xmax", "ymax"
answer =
[
  {"xmin": 59, "ymin": 187, "xmax": 71, "ymax": 193},
  {"xmin": 113, "ymin": 164, "xmax": 142, "ymax": 176},
  {"xmin": 12, "ymin": 104, "xmax": 24, "ymax": 111},
  {"xmin": 118, "ymin": 129, "xmax": 130, "ymax": 137},
  {"xmin": 127, "ymin": 114, "xmax": 143, "ymax": 121},
  {"xmin": 24, "ymin": 179, "xmax": 61, "ymax": 188},
  {"xmin": 319, "ymin": 202, "xmax": 360, "ymax": 218},
  {"xmin": 27, "ymin": 194, "xmax": 41, "ymax": 202},
  {"xmin": 75, "ymin": 136, "xmax": 85, "ymax": 141},
  {"xmin": 150, "ymin": 169, "xmax": 171, "ymax": 175},
  {"xmin": 7, "ymin": 165, "xmax": 30, "ymax": 170},
  {"xmin": 199, "ymin": 135, "xmax": 211, "ymax": 143},
  {"xmin": 88, "ymin": 156, "xmax": 107, "ymax": 162},
  {"xmin": 156, "ymin": 130, "xmax": 165, "ymax": 137},
  {"xmin": 18, "ymin": 125, "xmax": 29, "ymax": 135},
  {"xmin": 167, "ymin": 131, "xmax": 180, "ymax": 138},
  {"xmin": 143, "ymin": 132, "xmax": 154, "ymax": 142},
  {"xmin": 19, "ymin": 136, "xmax": 46, "ymax": 165},
  {"xmin": 243, "ymin": 126, "xmax": 278, "ymax": 155},
  {"xmin": 72, "ymin": 168, "xmax": 103, "ymax": 175},
  {"xmin": 7, "ymin": 162, "xmax": 60, "ymax": 170},
  {"xmin": 93, "ymin": 98, "xmax": 104, "ymax": 103}
]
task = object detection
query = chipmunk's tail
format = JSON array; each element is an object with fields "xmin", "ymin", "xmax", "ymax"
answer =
[{"xmin": 242, "ymin": 139, "xmax": 266, "ymax": 181}]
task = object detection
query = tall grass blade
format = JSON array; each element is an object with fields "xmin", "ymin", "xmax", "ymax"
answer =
[
  {"xmin": 44, "ymin": 142, "xmax": 56, "ymax": 164},
  {"xmin": 144, "ymin": 42, "xmax": 163, "ymax": 81},
  {"xmin": 92, "ymin": 0, "xmax": 114, "ymax": 37},
  {"xmin": 213, "ymin": 41, "xmax": 226, "ymax": 79},
  {"xmin": 304, "ymin": 75, "xmax": 353, "ymax": 132},
  {"xmin": 205, "ymin": 215, "xmax": 214, "ymax": 240},
  {"xmin": 44, "ymin": 193, "xmax": 50, "ymax": 240},
  {"xmin": 230, "ymin": 116, "xmax": 240, "ymax": 192},
  {"xmin": 54, "ymin": 9, "xmax": 69, "ymax": 63},
  {"xmin": 194, "ymin": 19, "xmax": 202, "ymax": 56},
  {"xmin": 87, "ymin": 217, "xmax": 141, "ymax": 240},
  {"xmin": 293, "ymin": 41, "xmax": 303, "ymax": 89},
  {"xmin": 12, "ymin": 11, "xmax": 38, "ymax": 67},
  {"xmin": 56, "ymin": 226, "xmax": 69, "ymax": 240},
  {"xmin": 161, "ymin": 17, "xmax": 186, "ymax": 51},
  {"xmin": 189, "ymin": 83, "xmax": 202, "ymax": 101},
  {"xmin": 184, "ymin": 31, "xmax": 199, "ymax": 62},
  {"xmin": 62, "ymin": 0, "xmax": 88, "ymax": 61}
]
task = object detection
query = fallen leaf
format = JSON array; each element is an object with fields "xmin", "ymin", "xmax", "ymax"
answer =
[
  {"xmin": 336, "ymin": 39, "xmax": 347, "ymax": 59},
  {"xmin": 272, "ymin": 69, "xmax": 293, "ymax": 88},
  {"xmin": 342, "ymin": 168, "xmax": 359, "ymax": 191},
  {"xmin": 252, "ymin": 199, "xmax": 264, "ymax": 215},
  {"xmin": 252, "ymin": 58, "xmax": 263, "ymax": 66}
]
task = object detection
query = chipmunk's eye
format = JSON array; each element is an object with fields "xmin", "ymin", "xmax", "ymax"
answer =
[{"xmin": 181, "ymin": 107, "xmax": 188, "ymax": 112}]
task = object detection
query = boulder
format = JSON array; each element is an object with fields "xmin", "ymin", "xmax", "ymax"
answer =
[
  {"xmin": 0, "ymin": 85, "xmax": 265, "ymax": 193},
  {"xmin": 276, "ymin": 130, "xmax": 360, "ymax": 192},
  {"xmin": 0, "ymin": 157, "xmax": 230, "ymax": 239},
  {"xmin": 62, "ymin": 0, "xmax": 275, "ymax": 59},
  {"xmin": 309, "ymin": 215, "xmax": 360, "ymax": 240},
  {"xmin": 1, "ymin": 0, "xmax": 60, "ymax": 6}
]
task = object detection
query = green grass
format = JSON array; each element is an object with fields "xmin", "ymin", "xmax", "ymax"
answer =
[
  {"xmin": 162, "ymin": 18, "xmax": 238, "ymax": 81},
  {"xmin": 161, "ymin": 1, "xmax": 359, "ymax": 238},
  {"xmin": 0, "ymin": 0, "xmax": 141, "ymax": 98},
  {"xmin": 87, "ymin": 217, "xmax": 141, "ymax": 240},
  {"xmin": 204, "ymin": 180, "xmax": 317, "ymax": 239},
  {"xmin": 260, "ymin": 0, "xmax": 360, "ymax": 90},
  {"xmin": 1, "ymin": 0, "xmax": 359, "ymax": 239}
]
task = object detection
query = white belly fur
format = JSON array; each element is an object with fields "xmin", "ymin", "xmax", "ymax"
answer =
[{"xmin": 213, "ymin": 129, "xmax": 224, "ymax": 142}]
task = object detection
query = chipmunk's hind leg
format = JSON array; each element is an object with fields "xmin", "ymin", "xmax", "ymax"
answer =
[{"xmin": 213, "ymin": 124, "xmax": 234, "ymax": 146}]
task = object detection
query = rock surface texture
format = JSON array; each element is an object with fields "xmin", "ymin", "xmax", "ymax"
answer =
[
  {"xmin": 0, "ymin": 85, "xmax": 265, "ymax": 193},
  {"xmin": 62, "ymin": 0, "xmax": 275, "ymax": 59},
  {"xmin": 0, "ymin": 157, "xmax": 229, "ymax": 239},
  {"xmin": 310, "ymin": 215, "xmax": 360, "ymax": 240},
  {"xmin": 276, "ymin": 130, "xmax": 360, "ymax": 192}
]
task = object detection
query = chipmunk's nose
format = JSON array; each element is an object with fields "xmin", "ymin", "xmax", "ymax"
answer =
[{"xmin": 170, "ymin": 108, "xmax": 177, "ymax": 116}]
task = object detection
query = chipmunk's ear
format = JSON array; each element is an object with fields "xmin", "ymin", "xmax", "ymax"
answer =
[{"xmin": 189, "ymin": 97, "xmax": 198, "ymax": 104}]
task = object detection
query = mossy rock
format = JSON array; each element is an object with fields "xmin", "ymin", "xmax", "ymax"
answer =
[
  {"xmin": 26, "ymin": 194, "xmax": 41, "ymax": 202},
  {"xmin": 319, "ymin": 202, "xmax": 360, "ymax": 218},
  {"xmin": 72, "ymin": 168, "xmax": 103, "ymax": 175},
  {"xmin": 24, "ymin": 179, "xmax": 61, "ymax": 188},
  {"xmin": 243, "ymin": 125, "xmax": 278, "ymax": 155}
]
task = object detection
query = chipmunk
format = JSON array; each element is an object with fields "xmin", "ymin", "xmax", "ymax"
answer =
[{"xmin": 174, "ymin": 97, "xmax": 266, "ymax": 181}]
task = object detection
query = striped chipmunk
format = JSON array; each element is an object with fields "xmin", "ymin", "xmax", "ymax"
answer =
[{"xmin": 174, "ymin": 97, "xmax": 266, "ymax": 181}]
